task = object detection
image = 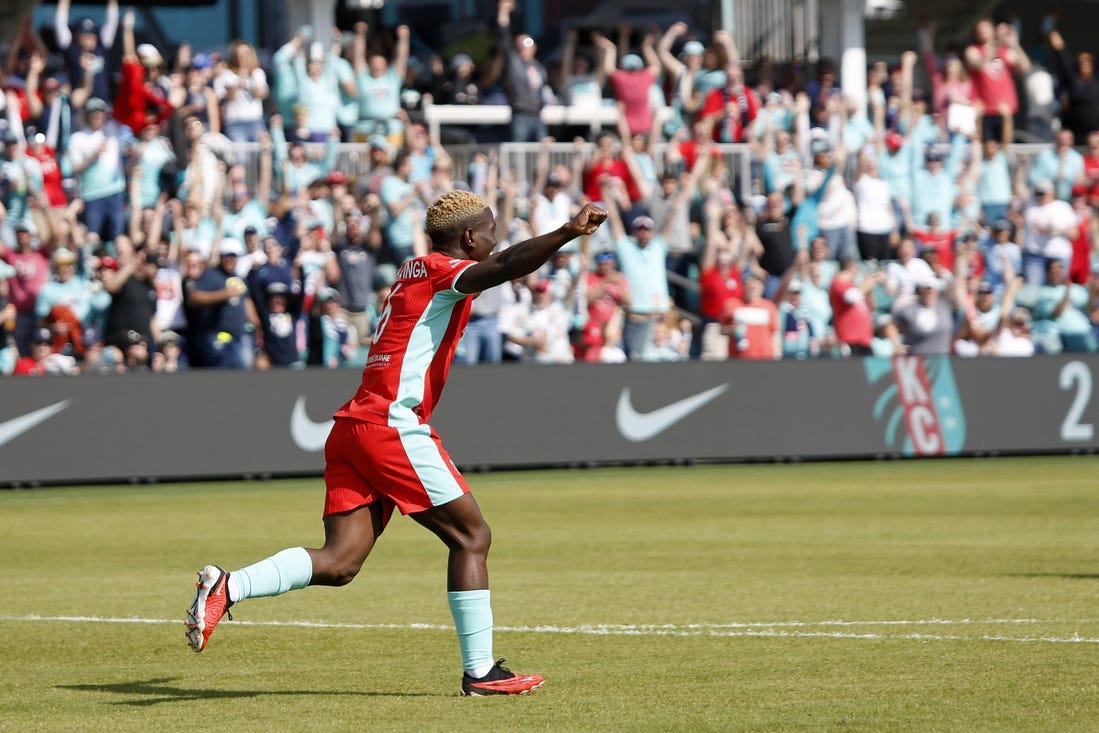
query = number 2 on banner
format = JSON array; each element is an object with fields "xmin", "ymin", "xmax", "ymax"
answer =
[{"xmin": 1059, "ymin": 361, "xmax": 1094, "ymax": 442}]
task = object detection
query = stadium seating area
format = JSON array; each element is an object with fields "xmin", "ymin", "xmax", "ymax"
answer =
[{"xmin": 1, "ymin": 1, "xmax": 1098, "ymax": 374}]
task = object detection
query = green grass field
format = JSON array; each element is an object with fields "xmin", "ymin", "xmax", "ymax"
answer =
[{"xmin": 2, "ymin": 457, "xmax": 1099, "ymax": 732}]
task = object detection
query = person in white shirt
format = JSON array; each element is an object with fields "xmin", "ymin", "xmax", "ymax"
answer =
[
  {"xmin": 854, "ymin": 152, "xmax": 897, "ymax": 261},
  {"xmin": 1023, "ymin": 179, "xmax": 1079, "ymax": 284}
]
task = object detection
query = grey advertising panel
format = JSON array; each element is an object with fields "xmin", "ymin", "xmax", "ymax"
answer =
[{"xmin": 1, "ymin": 355, "xmax": 1097, "ymax": 485}]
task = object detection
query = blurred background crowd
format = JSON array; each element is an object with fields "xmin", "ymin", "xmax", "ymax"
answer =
[{"xmin": 1, "ymin": 0, "xmax": 1099, "ymax": 375}]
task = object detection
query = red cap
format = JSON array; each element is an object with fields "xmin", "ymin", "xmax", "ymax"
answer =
[{"xmin": 885, "ymin": 130, "xmax": 903, "ymax": 151}]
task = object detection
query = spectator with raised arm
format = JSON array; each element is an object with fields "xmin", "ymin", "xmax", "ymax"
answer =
[
  {"xmin": 594, "ymin": 28, "xmax": 660, "ymax": 138},
  {"xmin": 965, "ymin": 17, "xmax": 1030, "ymax": 143},
  {"xmin": 1047, "ymin": 29, "xmax": 1099, "ymax": 144},
  {"xmin": 214, "ymin": 40, "xmax": 269, "ymax": 143},
  {"xmin": 352, "ymin": 22, "xmax": 407, "ymax": 147},
  {"xmin": 54, "ymin": 0, "xmax": 118, "ymax": 105},
  {"xmin": 68, "ymin": 97, "xmax": 130, "ymax": 244},
  {"xmin": 600, "ymin": 177, "xmax": 670, "ymax": 360},
  {"xmin": 494, "ymin": 0, "xmax": 552, "ymax": 142}
]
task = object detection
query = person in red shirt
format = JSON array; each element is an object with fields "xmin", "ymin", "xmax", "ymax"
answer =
[
  {"xmin": 964, "ymin": 17, "xmax": 1031, "ymax": 141},
  {"xmin": 581, "ymin": 130, "xmax": 642, "ymax": 203},
  {"xmin": 24, "ymin": 127, "xmax": 66, "ymax": 210},
  {"xmin": 1069, "ymin": 184, "xmax": 1098, "ymax": 284},
  {"xmin": 186, "ymin": 190, "xmax": 608, "ymax": 696},
  {"xmin": 581, "ymin": 249, "xmax": 631, "ymax": 362},
  {"xmin": 721, "ymin": 272, "xmax": 779, "ymax": 359},
  {"xmin": 829, "ymin": 257, "xmax": 883, "ymax": 357},
  {"xmin": 909, "ymin": 212, "xmax": 957, "ymax": 273},
  {"xmin": 112, "ymin": 11, "xmax": 172, "ymax": 135},
  {"xmin": 594, "ymin": 31, "xmax": 660, "ymax": 136}
]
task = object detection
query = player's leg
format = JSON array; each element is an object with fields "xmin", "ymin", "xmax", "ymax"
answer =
[
  {"xmin": 413, "ymin": 495, "xmax": 544, "ymax": 695},
  {"xmin": 186, "ymin": 420, "xmax": 386, "ymax": 652}
]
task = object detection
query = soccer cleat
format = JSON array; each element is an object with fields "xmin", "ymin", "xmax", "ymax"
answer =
[
  {"xmin": 460, "ymin": 659, "xmax": 544, "ymax": 696},
  {"xmin": 185, "ymin": 564, "xmax": 232, "ymax": 652}
]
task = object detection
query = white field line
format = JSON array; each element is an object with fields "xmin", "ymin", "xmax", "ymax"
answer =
[{"xmin": 4, "ymin": 615, "xmax": 1099, "ymax": 644}]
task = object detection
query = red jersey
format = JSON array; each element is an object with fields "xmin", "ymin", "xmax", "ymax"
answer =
[
  {"xmin": 699, "ymin": 265, "xmax": 743, "ymax": 320},
  {"xmin": 334, "ymin": 252, "xmax": 474, "ymax": 427},
  {"xmin": 27, "ymin": 145, "xmax": 66, "ymax": 207},
  {"xmin": 701, "ymin": 86, "xmax": 760, "ymax": 143},
  {"xmin": 912, "ymin": 228, "xmax": 956, "ymax": 272},
  {"xmin": 583, "ymin": 158, "xmax": 641, "ymax": 202},
  {"xmin": 829, "ymin": 276, "xmax": 873, "ymax": 349},
  {"xmin": 721, "ymin": 296, "xmax": 778, "ymax": 359},
  {"xmin": 967, "ymin": 45, "xmax": 1018, "ymax": 115},
  {"xmin": 113, "ymin": 58, "xmax": 174, "ymax": 135}
]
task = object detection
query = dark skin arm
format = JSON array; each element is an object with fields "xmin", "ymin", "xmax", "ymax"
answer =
[{"xmin": 451, "ymin": 203, "xmax": 607, "ymax": 294}]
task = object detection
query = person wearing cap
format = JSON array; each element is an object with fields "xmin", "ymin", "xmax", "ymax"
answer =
[
  {"xmin": 599, "ymin": 180, "xmax": 671, "ymax": 359},
  {"xmin": 531, "ymin": 167, "xmax": 574, "ymax": 237},
  {"xmin": 980, "ymin": 218, "xmax": 1021, "ymax": 298},
  {"xmin": 656, "ymin": 23, "xmax": 724, "ymax": 136},
  {"xmin": 778, "ymin": 278, "xmax": 820, "ymax": 359},
  {"xmin": 255, "ymin": 281, "xmax": 302, "ymax": 367},
  {"xmin": 102, "ymin": 238, "xmax": 160, "ymax": 353},
  {"xmin": 13, "ymin": 326, "xmax": 77, "ymax": 376},
  {"xmin": 0, "ymin": 218, "xmax": 50, "ymax": 355},
  {"xmin": 113, "ymin": 9, "xmax": 173, "ymax": 138},
  {"xmin": 54, "ymin": 0, "xmax": 118, "ymax": 103},
  {"xmin": 67, "ymin": 95, "xmax": 127, "ymax": 243},
  {"xmin": 593, "ymin": 29, "xmax": 660, "ymax": 137},
  {"xmin": 21, "ymin": 122, "xmax": 68, "ymax": 211},
  {"xmin": 495, "ymin": 0, "xmax": 551, "ymax": 142},
  {"xmin": 1023, "ymin": 178, "xmax": 1078, "ymax": 285},
  {"xmin": 184, "ymin": 237, "xmax": 256, "ymax": 368},
  {"xmin": 909, "ymin": 144, "xmax": 961, "ymax": 239},
  {"xmin": 351, "ymin": 22, "xmax": 408, "ymax": 146},
  {"xmin": 272, "ymin": 31, "xmax": 345, "ymax": 142},
  {"xmin": 892, "ymin": 253, "xmax": 965, "ymax": 356},
  {"xmin": 215, "ymin": 40, "xmax": 270, "ymax": 143},
  {"xmin": 0, "ymin": 127, "xmax": 43, "ymax": 229},
  {"xmin": 35, "ymin": 248, "xmax": 105, "ymax": 357}
]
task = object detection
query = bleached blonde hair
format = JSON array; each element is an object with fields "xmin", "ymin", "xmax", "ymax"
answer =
[{"xmin": 425, "ymin": 190, "xmax": 488, "ymax": 236}]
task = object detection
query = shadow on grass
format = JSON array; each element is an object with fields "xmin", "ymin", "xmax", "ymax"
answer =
[
  {"xmin": 1007, "ymin": 573, "xmax": 1099, "ymax": 580},
  {"xmin": 59, "ymin": 677, "xmax": 436, "ymax": 705}
]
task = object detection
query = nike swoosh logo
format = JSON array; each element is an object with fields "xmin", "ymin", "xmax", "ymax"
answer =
[
  {"xmin": 0, "ymin": 400, "xmax": 71, "ymax": 448},
  {"xmin": 290, "ymin": 396, "xmax": 334, "ymax": 452},
  {"xmin": 616, "ymin": 385, "xmax": 729, "ymax": 442}
]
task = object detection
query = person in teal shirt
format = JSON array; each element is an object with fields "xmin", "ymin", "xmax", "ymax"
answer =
[
  {"xmin": 351, "ymin": 21, "xmax": 408, "ymax": 143},
  {"xmin": 1028, "ymin": 129, "xmax": 1085, "ymax": 202}
]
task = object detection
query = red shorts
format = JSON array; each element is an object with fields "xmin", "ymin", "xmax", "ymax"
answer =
[{"xmin": 323, "ymin": 418, "xmax": 470, "ymax": 518}]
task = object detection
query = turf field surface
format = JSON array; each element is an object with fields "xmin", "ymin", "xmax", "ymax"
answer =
[{"xmin": 2, "ymin": 456, "xmax": 1098, "ymax": 732}]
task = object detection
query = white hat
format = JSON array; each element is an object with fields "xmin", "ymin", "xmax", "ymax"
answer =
[
  {"xmin": 137, "ymin": 44, "xmax": 164, "ymax": 67},
  {"xmin": 218, "ymin": 238, "xmax": 245, "ymax": 257}
]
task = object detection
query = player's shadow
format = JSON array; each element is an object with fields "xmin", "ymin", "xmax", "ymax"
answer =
[
  {"xmin": 59, "ymin": 677, "xmax": 435, "ymax": 706},
  {"xmin": 1007, "ymin": 572, "xmax": 1099, "ymax": 580}
]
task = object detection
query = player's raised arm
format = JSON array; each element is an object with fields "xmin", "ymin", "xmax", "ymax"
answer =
[{"xmin": 424, "ymin": 190, "xmax": 606, "ymax": 294}]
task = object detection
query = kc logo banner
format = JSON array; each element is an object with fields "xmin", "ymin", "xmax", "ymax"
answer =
[{"xmin": 864, "ymin": 356, "xmax": 967, "ymax": 456}]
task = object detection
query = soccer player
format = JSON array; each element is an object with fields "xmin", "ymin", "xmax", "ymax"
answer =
[{"xmin": 186, "ymin": 190, "xmax": 607, "ymax": 696}]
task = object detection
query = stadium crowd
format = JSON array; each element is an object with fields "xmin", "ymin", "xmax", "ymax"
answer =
[{"xmin": 2, "ymin": 1, "xmax": 1099, "ymax": 375}]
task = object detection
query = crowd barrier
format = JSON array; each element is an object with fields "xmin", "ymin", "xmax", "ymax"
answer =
[{"xmin": 1, "ymin": 354, "xmax": 1096, "ymax": 486}]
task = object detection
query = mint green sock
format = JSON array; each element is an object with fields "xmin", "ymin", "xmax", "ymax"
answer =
[
  {"xmin": 448, "ymin": 589, "xmax": 494, "ymax": 675},
  {"xmin": 229, "ymin": 547, "xmax": 313, "ymax": 603}
]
